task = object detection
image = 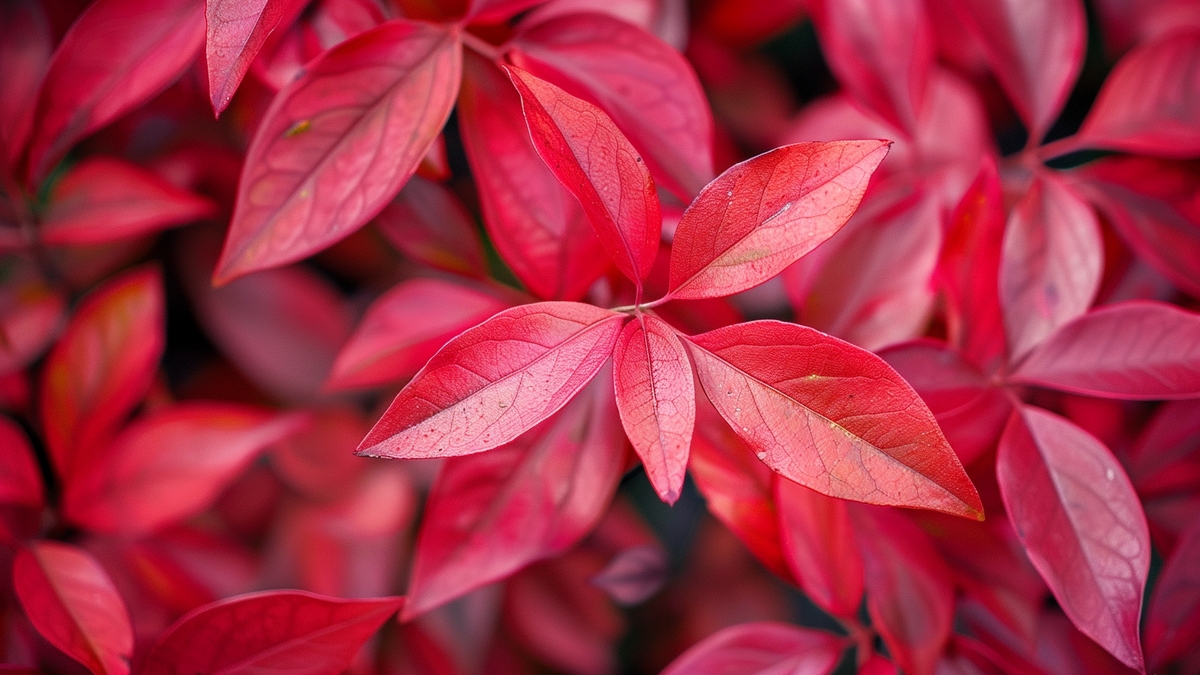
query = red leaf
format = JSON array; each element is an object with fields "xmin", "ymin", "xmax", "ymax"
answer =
[
  {"xmin": 1075, "ymin": 31, "xmax": 1200, "ymax": 158},
  {"xmin": 458, "ymin": 51, "xmax": 607, "ymax": 301},
  {"xmin": 668, "ymin": 141, "xmax": 889, "ymax": 300},
  {"xmin": 358, "ymin": 302, "xmax": 624, "ymax": 459},
  {"xmin": 813, "ymin": 0, "xmax": 934, "ymax": 134},
  {"xmin": 270, "ymin": 407, "xmax": 370, "ymax": 502},
  {"xmin": 512, "ymin": 12, "xmax": 714, "ymax": 199},
  {"xmin": 41, "ymin": 157, "xmax": 215, "ymax": 246},
  {"xmin": 0, "ymin": 0, "xmax": 51, "ymax": 164},
  {"xmin": 951, "ymin": 0, "xmax": 1086, "ymax": 142},
  {"xmin": 327, "ymin": 278, "xmax": 509, "ymax": 391},
  {"xmin": 505, "ymin": 66, "xmax": 661, "ymax": 287},
  {"xmin": 686, "ymin": 321, "xmax": 983, "ymax": 519},
  {"xmin": 613, "ymin": 314, "xmax": 694, "ymax": 504},
  {"xmin": 852, "ymin": 506, "xmax": 955, "ymax": 675},
  {"xmin": 775, "ymin": 479, "xmax": 863, "ymax": 619},
  {"xmin": 0, "ymin": 416, "xmax": 42, "ymax": 508},
  {"xmin": 40, "ymin": 266, "xmax": 164, "ymax": 478},
  {"xmin": 373, "ymin": 175, "xmax": 489, "ymax": 278},
  {"xmin": 205, "ymin": 0, "xmax": 309, "ymax": 115},
  {"xmin": 996, "ymin": 405, "xmax": 1149, "ymax": 670},
  {"xmin": 63, "ymin": 403, "xmax": 307, "ymax": 536},
  {"xmin": 403, "ymin": 374, "xmax": 624, "ymax": 618},
  {"xmin": 467, "ymin": 0, "xmax": 547, "ymax": 23},
  {"xmin": 25, "ymin": 0, "xmax": 205, "ymax": 184},
  {"xmin": 1010, "ymin": 301, "xmax": 1200, "ymax": 400},
  {"xmin": 141, "ymin": 591, "xmax": 403, "ymax": 675},
  {"xmin": 589, "ymin": 543, "xmax": 668, "ymax": 606},
  {"xmin": 1144, "ymin": 517, "xmax": 1200, "ymax": 671},
  {"xmin": 659, "ymin": 622, "xmax": 845, "ymax": 675},
  {"xmin": 1000, "ymin": 171, "xmax": 1103, "ymax": 360},
  {"xmin": 214, "ymin": 20, "xmax": 462, "ymax": 283},
  {"xmin": 13, "ymin": 542, "xmax": 133, "ymax": 675},
  {"xmin": 0, "ymin": 256, "xmax": 66, "ymax": 376}
]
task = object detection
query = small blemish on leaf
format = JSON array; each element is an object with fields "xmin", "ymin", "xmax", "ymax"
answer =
[{"xmin": 284, "ymin": 120, "xmax": 311, "ymax": 138}]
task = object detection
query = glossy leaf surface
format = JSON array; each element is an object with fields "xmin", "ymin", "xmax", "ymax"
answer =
[
  {"xmin": 686, "ymin": 321, "xmax": 983, "ymax": 518},
  {"xmin": 215, "ymin": 20, "xmax": 461, "ymax": 283},
  {"xmin": 506, "ymin": 66, "xmax": 661, "ymax": 286},
  {"xmin": 659, "ymin": 622, "xmax": 844, "ymax": 675},
  {"xmin": 997, "ymin": 405, "xmax": 1149, "ymax": 670},
  {"xmin": 668, "ymin": 141, "xmax": 889, "ymax": 300},
  {"xmin": 358, "ymin": 302, "xmax": 624, "ymax": 459},
  {"xmin": 613, "ymin": 314, "xmax": 694, "ymax": 504},
  {"xmin": 1011, "ymin": 301, "xmax": 1200, "ymax": 400},
  {"xmin": 13, "ymin": 542, "xmax": 133, "ymax": 675},
  {"xmin": 205, "ymin": 0, "xmax": 308, "ymax": 115},
  {"xmin": 141, "ymin": 591, "xmax": 403, "ymax": 675}
]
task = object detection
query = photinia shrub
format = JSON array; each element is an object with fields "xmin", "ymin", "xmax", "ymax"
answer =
[{"xmin": 0, "ymin": 0, "xmax": 1198, "ymax": 674}]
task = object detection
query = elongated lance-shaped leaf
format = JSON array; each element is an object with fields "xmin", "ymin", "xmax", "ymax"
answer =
[
  {"xmin": 659, "ymin": 622, "xmax": 845, "ymax": 675},
  {"xmin": 668, "ymin": 141, "xmax": 889, "ymax": 300},
  {"xmin": 215, "ymin": 20, "xmax": 461, "ymax": 284},
  {"xmin": 358, "ymin": 302, "xmax": 625, "ymax": 459},
  {"xmin": 685, "ymin": 320, "xmax": 983, "ymax": 519},
  {"xmin": 505, "ymin": 65, "xmax": 661, "ymax": 287},
  {"xmin": 205, "ymin": 0, "xmax": 308, "ymax": 115}
]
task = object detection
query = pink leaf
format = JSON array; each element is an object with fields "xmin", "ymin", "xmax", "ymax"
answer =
[
  {"xmin": 327, "ymin": 278, "xmax": 509, "ymax": 391},
  {"xmin": 403, "ymin": 374, "xmax": 624, "ymax": 618},
  {"xmin": 613, "ymin": 314, "xmax": 694, "ymax": 504},
  {"xmin": 590, "ymin": 544, "xmax": 668, "ymax": 605},
  {"xmin": 205, "ymin": 0, "xmax": 309, "ymax": 115},
  {"xmin": 63, "ymin": 403, "xmax": 307, "ymax": 536},
  {"xmin": 951, "ymin": 0, "xmax": 1086, "ymax": 142},
  {"xmin": 40, "ymin": 157, "xmax": 215, "ymax": 246},
  {"xmin": 25, "ymin": 0, "xmax": 205, "ymax": 184},
  {"xmin": 0, "ymin": 416, "xmax": 42, "ymax": 508},
  {"xmin": 1010, "ymin": 301, "xmax": 1200, "ymax": 400},
  {"xmin": 372, "ymin": 175, "xmax": 489, "ymax": 278},
  {"xmin": 996, "ymin": 405, "xmax": 1149, "ymax": 670},
  {"xmin": 141, "ymin": 591, "xmax": 403, "ymax": 675},
  {"xmin": 1144, "ymin": 517, "xmax": 1200, "ymax": 672},
  {"xmin": 13, "ymin": 542, "xmax": 133, "ymax": 675},
  {"xmin": 1075, "ymin": 31, "xmax": 1200, "ymax": 158},
  {"xmin": 39, "ymin": 266, "xmax": 164, "ymax": 478},
  {"xmin": 511, "ymin": 11, "xmax": 714, "ymax": 199},
  {"xmin": 1000, "ymin": 171, "xmax": 1103, "ymax": 360},
  {"xmin": 505, "ymin": 66, "xmax": 661, "ymax": 286},
  {"xmin": 214, "ymin": 20, "xmax": 461, "ymax": 283},
  {"xmin": 458, "ymin": 51, "xmax": 607, "ymax": 301},
  {"xmin": 686, "ymin": 321, "xmax": 983, "ymax": 519},
  {"xmin": 0, "ymin": 0, "xmax": 51, "ymax": 165},
  {"xmin": 659, "ymin": 622, "xmax": 845, "ymax": 675},
  {"xmin": 775, "ymin": 478, "xmax": 864, "ymax": 619},
  {"xmin": 358, "ymin": 302, "xmax": 624, "ymax": 459},
  {"xmin": 467, "ymin": 0, "xmax": 548, "ymax": 23},
  {"xmin": 668, "ymin": 141, "xmax": 889, "ymax": 300}
]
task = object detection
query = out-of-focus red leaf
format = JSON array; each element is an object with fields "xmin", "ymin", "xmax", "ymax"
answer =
[
  {"xmin": 613, "ymin": 314, "xmax": 693, "ymax": 504},
  {"xmin": 659, "ymin": 622, "xmax": 845, "ymax": 675},
  {"xmin": 467, "ymin": 0, "xmax": 546, "ymax": 23},
  {"xmin": 1000, "ymin": 171, "xmax": 1103, "ymax": 360},
  {"xmin": 205, "ymin": 0, "xmax": 309, "ymax": 115},
  {"xmin": 852, "ymin": 506, "xmax": 954, "ymax": 675},
  {"xmin": 0, "ymin": 416, "xmax": 41, "ymax": 509},
  {"xmin": 1010, "ymin": 301, "xmax": 1200, "ymax": 399},
  {"xmin": 589, "ymin": 543, "xmax": 668, "ymax": 606},
  {"xmin": 939, "ymin": 159, "xmax": 1007, "ymax": 372},
  {"xmin": 373, "ymin": 175, "xmax": 488, "ymax": 278},
  {"xmin": 404, "ymin": 374, "xmax": 624, "ymax": 618},
  {"xmin": 40, "ymin": 265, "xmax": 164, "ymax": 478},
  {"xmin": 0, "ymin": 257, "xmax": 65, "ymax": 376},
  {"xmin": 327, "ymin": 279, "xmax": 509, "ymax": 391},
  {"xmin": 950, "ymin": 0, "xmax": 1086, "ymax": 143},
  {"xmin": 996, "ymin": 405, "xmax": 1149, "ymax": 670},
  {"xmin": 858, "ymin": 655, "xmax": 898, "ymax": 675},
  {"xmin": 696, "ymin": 0, "xmax": 808, "ymax": 47},
  {"xmin": 512, "ymin": 12, "xmax": 713, "ymax": 200},
  {"xmin": 812, "ymin": 0, "xmax": 934, "ymax": 134},
  {"xmin": 688, "ymin": 399, "xmax": 791, "ymax": 580},
  {"xmin": 24, "ymin": 0, "xmax": 205, "ymax": 184},
  {"xmin": 458, "ymin": 51, "xmax": 607, "ymax": 301},
  {"xmin": 0, "ymin": 0, "xmax": 51, "ymax": 164},
  {"xmin": 1074, "ymin": 31, "xmax": 1200, "ymax": 158},
  {"xmin": 13, "ymin": 542, "xmax": 133, "ymax": 675},
  {"xmin": 141, "ymin": 591, "xmax": 403, "ymax": 675},
  {"xmin": 270, "ymin": 407, "xmax": 369, "ymax": 501},
  {"xmin": 668, "ymin": 141, "xmax": 889, "ymax": 300},
  {"xmin": 522, "ymin": 0, "xmax": 689, "ymax": 53},
  {"xmin": 1126, "ymin": 400, "xmax": 1200, "ymax": 549},
  {"xmin": 506, "ymin": 66, "xmax": 661, "ymax": 287},
  {"xmin": 63, "ymin": 402, "xmax": 306, "ymax": 536},
  {"xmin": 775, "ymin": 479, "xmax": 863, "ymax": 619},
  {"xmin": 686, "ymin": 320, "xmax": 983, "ymax": 518},
  {"xmin": 1144, "ymin": 516, "xmax": 1200, "ymax": 672},
  {"xmin": 40, "ymin": 157, "xmax": 215, "ymax": 246},
  {"xmin": 359, "ymin": 302, "xmax": 624, "ymax": 459},
  {"xmin": 214, "ymin": 20, "xmax": 461, "ymax": 283}
]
